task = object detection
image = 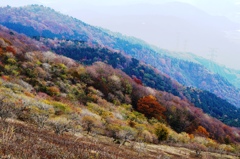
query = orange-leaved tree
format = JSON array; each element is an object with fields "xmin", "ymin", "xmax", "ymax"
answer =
[
  {"xmin": 194, "ymin": 125, "xmax": 209, "ymax": 137},
  {"xmin": 137, "ymin": 95, "xmax": 166, "ymax": 121}
]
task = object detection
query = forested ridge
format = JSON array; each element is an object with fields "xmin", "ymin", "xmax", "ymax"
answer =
[
  {"xmin": 1, "ymin": 5, "xmax": 240, "ymax": 109},
  {"xmin": 41, "ymin": 38, "xmax": 240, "ymax": 127}
]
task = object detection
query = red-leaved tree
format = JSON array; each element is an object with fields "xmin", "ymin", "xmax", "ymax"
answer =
[{"xmin": 137, "ymin": 95, "xmax": 166, "ymax": 121}]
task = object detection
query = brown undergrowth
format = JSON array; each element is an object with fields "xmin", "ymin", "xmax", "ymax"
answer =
[
  {"xmin": 1, "ymin": 120, "xmax": 239, "ymax": 159},
  {"xmin": 0, "ymin": 120, "xmax": 157, "ymax": 159}
]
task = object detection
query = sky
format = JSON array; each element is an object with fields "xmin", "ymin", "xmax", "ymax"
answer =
[
  {"xmin": 1, "ymin": 0, "xmax": 240, "ymax": 69},
  {"xmin": 1, "ymin": 0, "xmax": 240, "ymax": 20}
]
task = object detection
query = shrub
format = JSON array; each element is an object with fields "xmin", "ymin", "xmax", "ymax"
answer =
[
  {"xmin": 141, "ymin": 130, "xmax": 154, "ymax": 143},
  {"xmin": 51, "ymin": 101, "xmax": 71, "ymax": 115},
  {"xmin": 81, "ymin": 115, "xmax": 97, "ymax": 134},
  {"xmin": 154, "ymin": 123, "xmax": 169, "ymax": 142},
  {"xmin": 7, "ymin": 58, "xmax": 16, "ymax": 65},
  {"xmin": 47, "ymin": 86, "xmax": 60, "ymax": 96},
  {"xmin": 106, "ymin": 124, "xmax": 121, "ymax": 141},
  {"xmin": 48, "ymin": 117, "xmax": 70, "ymax": 135},
  {"xmin": 0, "ymin": 96, "xmax": 15, "ymax": 121}
]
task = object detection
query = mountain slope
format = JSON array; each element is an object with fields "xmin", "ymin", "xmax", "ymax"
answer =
[
  {"xmin": 1, "ymin": 4, "xmax": 240, "ymax": 109},
  {"xmin": 39, "ymin": 37, "xmax": 240, "ymax": 128},
  {"xmin": 101, "ymin": 30, "xmax": 240, "ymax": 108},
  {"xmin": 1, "ymin": 24, "xmax": 240, "ymax": 144}
]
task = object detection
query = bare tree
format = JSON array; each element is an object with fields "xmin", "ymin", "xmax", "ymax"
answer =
[
  {"xmin": 118, "ymin": 129, "xmax": 136, "ymax": 147},
  {"xmin": 31, "ymin": 113, "xmax": 49, "ymax": 128},
  {"xmin": 0, "ymin": 97, "xmax": 14, "ymax": 121}
]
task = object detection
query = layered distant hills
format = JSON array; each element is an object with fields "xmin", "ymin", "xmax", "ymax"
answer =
[
  {"xmin": 161, "ymin": 50, "xmax": 240, "ymax": 89},
  {"xmin": 82, "ymin": 2, "xmax": 240, "ymax": 68}
]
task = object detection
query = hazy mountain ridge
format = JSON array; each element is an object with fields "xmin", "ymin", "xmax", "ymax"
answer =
[
  {"xmin": 163, "ymin": 50, "xmax": 240, "ymax": 89},
  {"xmin": 100, "ymin": 28, "xmax": 240, "ymax": 90},
  {"xmin": 102, "ymin": 2, "xmax": 240, "ymax": 30},
  {"xmin": 81, "ymin": 2, "xmax": 240, "ymax": 65}
]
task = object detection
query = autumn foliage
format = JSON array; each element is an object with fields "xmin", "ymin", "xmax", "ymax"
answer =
[
  {"xmin": 137, "ymin": 95, "xmax": 166, "ymax": 121},
  {"xmin": 0, "ymin": 19, "xmax": 239, "ymax": 152},
  {"xmin": 6, "ymin": 46, "xmax": 16, "ymax": 54},
  {"xmin": 194, "ymin": 126, "xmax": 209, "ymax": 137},
  {"xmin": 133, "ymin": 76, "xmax": 143, "ymax": 85}
]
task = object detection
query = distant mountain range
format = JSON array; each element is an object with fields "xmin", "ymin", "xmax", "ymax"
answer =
[
  {"xmin": 81, "ymin": 2, "xmax": 240, "ymax": 69},
  {"xmin": 1, "ymin": 5, "xmax": 240, "ymax": 128},
  {"xmin": 163, "ymin": 50, "xmax": 240, "ymax": 89}
]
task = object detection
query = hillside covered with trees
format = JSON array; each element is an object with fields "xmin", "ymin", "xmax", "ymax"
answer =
[
  {"xmin": 0, "ymin": 24, "xmax": 240, "ymax": 158},
  {"xmin": 40, "ymin": 38, "xmax": 240, "ymax": 128},
  {"xmin": 1, "ymin": 5, "xmax": 240, "ymax": 110}
]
